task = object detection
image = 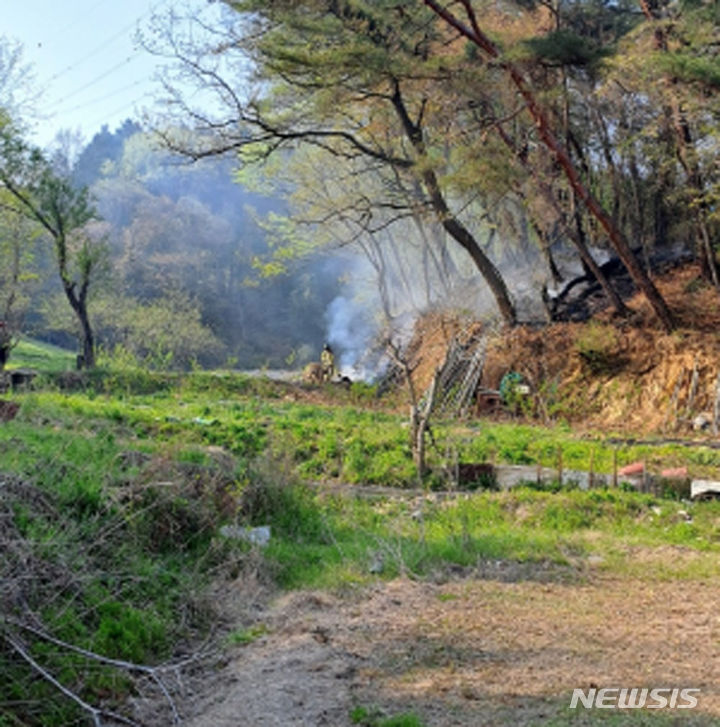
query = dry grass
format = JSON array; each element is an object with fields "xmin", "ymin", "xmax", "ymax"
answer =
[
  {"xmin": 183, "ymin": 566, "xmax": 720, "ymax": 726},
  {"xmin": 405, "ymin": 263, "xmax": 720, "ymax": 435}
]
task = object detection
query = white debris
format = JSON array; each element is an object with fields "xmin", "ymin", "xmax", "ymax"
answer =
[
  {"xmin": 220, "ymin": 524, "xmax": 271, "ymax": 546},
  {"xmin": 691, "ymin": 480, "xmax": 720, "ymax": 499}
]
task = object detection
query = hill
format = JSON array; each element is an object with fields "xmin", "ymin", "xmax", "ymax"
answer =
[
  {"xmin": 6, "ymin": 338, "xmax": 76, "ymax": 373},
  {"xmin": 406, "ymin": 263, "xmax": 720, "ymax": 435}
]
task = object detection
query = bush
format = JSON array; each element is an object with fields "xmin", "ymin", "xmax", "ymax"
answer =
[
  {"xmin": 574, "ymin": 322, "xmax": 625, "ymax": 375},
  {"xmin": 237, "ymin": 464, "xmax": 331, "ymax": 544}
]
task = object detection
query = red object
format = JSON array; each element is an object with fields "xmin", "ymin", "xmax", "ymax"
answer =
[
  {"xmin": 618, "ymin": 461, "xmax": 644, "ymax": 476},
  {"xmin": 660, "ymin": 467, "xmax": 688, "ymax": 479}
]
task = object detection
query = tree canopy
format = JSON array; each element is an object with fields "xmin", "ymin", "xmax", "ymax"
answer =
[{"xmin": 150, "ymin": 0, "xmax": 720, "ymax": 333}]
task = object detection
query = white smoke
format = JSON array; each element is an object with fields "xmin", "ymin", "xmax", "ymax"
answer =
[
  {"xmin": 324, "ymin": 295, "xmax": 378, "ymax": 379},
  {"xmin": 321, "ymin": 211, "xmax": 569, "ymax": 380}
]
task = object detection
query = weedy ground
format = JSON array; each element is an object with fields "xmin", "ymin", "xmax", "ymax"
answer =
[{"xmin": 2, "ymin": 357, "xmax": 720, "ymax": 725}]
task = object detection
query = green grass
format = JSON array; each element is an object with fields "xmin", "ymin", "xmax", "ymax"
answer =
[
  {"xmin": 3, "ymin": 372, "xmax": 720, "ymax": 725},
  {"xmin": 350, "ymin": 705, "xmax": 426, "ymax": 727},
  {"xmin": 226, "ymin": 623, "xmax": 269, "ymax": 646},
  {"xmin": 6, "ymin": 337, "xmax": 76, "ymax": 372},
  {"xmin": 12, "ymin": 373, "xmax": 720, "ymax": 489},
  {"xmin": 253, "ymin": 485, "xmax": 720, "ymax": 590},
  {"xmin": 0, "ymin": 408, "xmax": 237, "ymax": 725}
]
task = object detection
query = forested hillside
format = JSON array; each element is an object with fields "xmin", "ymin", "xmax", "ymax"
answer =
[
  {"xmin": 4, "ymin": 0, "xmax": 720, "ymax": 375},
  {"xmin": 4, "ymin": 120, "xmax": 348, "ymax": 369},
  {"xmin": 151, "ymin": 0, "xmax": 720, "ymax": 336}
]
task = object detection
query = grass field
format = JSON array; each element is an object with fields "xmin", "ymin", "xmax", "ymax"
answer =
[
  {"xmin": 2, "ymin": 365, "xmax": 720, "ymax": 725},
  {"xmin": 6, "ymin": 337, "xmax": 77, "ymax": 372}
]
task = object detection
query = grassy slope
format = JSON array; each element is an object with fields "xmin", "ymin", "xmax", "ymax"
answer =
[
  {"xmin": 16, "ymin": 372, "xmax": 720, "ymax": 484},
  {"xmin": 2, "ymin": 370, "xmax": 720, "ymax": 725},
  {"xmin": 6, "ymin": 337, "xmax": 76, "ymax": 372}
]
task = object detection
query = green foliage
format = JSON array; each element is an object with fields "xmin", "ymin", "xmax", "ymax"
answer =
[
  {"xmin": 351, "ymin": 705, "xmax": 425, "ymax": 727},
  {"xmin": 0, "ymin": 424, "xmax": 227, "ymax": 724},
  {"xmin": 574, "ymin": 322, "xmax": 622, "ymax": 375},
  {"xmin": 237, "ymin": 465, "xmax": 332, "ymax": 543},
  {"xmin": 93, "ymin": 290, "xmax": 226, "ymax": 370},
  {"xmin": 522, "ymin": 29, "xmax": 610, "ymax": 68},
  {"xmin": 659, "ymin": 51, "xmax": 720, "ymax": 90},
  {"xmin": 226, "ymin": 623, "xmax": 269, "ymax": 646},
  {"xmin": 0, "ymin": 118, "xmax": 103, "ymax": 366}
]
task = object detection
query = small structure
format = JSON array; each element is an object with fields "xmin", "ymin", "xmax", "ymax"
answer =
[
  {"xmin": 691, "ymin": 480, "xmax": 720, "ymax": 500},
  {"xmin": 7, "ymin": 368, "xmax": 37, "ymax": 389}
]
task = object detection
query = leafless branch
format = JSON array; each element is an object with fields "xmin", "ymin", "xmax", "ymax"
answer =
[{"xmin": 3, "ymin": 631, "xmax": 142, "ymax": 727}]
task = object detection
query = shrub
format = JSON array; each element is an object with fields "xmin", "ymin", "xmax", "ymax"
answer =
[{"xmin": 574, "ymin": 322, "xmax": 624, "ymax": 375}]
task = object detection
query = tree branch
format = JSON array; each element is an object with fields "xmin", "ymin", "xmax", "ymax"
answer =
[{"xmin": 3, "ymin": 630, "xmax": 142, "ymax": 727}]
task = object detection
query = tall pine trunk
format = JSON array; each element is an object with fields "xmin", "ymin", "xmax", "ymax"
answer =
[
  {"xmin": 391, "ymin": 83, "xmax": 517, "ymax": 326},
  {"xmin": 424, "ymin": 0, "xmax": 675, "ymax": 332}
]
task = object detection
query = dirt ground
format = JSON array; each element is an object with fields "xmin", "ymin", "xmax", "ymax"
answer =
[
  {"xmin": 182, "ymin": 560, "xmax": 720, "ymax": 726},
  {"xmin": 402, "ymin": 263, "xmax": 720, "ymax": 436}
]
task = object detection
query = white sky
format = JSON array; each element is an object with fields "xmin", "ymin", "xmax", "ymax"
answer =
[{"xmin": 5, "ymin": 0, "xmax": 213, "ymax": 147}]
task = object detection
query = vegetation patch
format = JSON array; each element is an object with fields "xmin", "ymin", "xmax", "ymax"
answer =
[{"xmin": 3, "ymin": 374, "xmax": 720, "ymax": 724}]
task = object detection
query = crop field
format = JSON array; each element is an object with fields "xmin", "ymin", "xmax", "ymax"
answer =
[{"xmin": 2, "ymin": 361, "xmax": 720, "ymax": 725}]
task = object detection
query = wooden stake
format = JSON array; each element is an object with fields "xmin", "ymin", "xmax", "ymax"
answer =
[
  {"xmin": 557, "ymin": 447, "xmax": 563, "ymax": 488},
  {"xmin": 612, "ymin": 448, "xmax": 618, "ymax": 489}
]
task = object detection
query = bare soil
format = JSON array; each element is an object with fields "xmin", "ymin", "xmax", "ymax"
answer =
[{"xmin": 183, "ymin": 561, "xmax": 720, "ymax": 726}]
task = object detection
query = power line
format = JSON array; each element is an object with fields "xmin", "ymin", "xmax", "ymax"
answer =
[
  {"xmin": 53, "ymin": 78, "xmax": 147, "ymax": 116},
  {"xmin": 47, "ymin": 0, "xmax": 175, "ymax": 85},
  {"xmin": 48, "ymin": 16, "xmax": 147, "ymax": 85},
  {"xmin": 51, "ymin": 53, "xmax": 142, "ymax": 107},
  {"xmin": 29, "ymin": 0, "xmax": 214, "ymax": 141}
]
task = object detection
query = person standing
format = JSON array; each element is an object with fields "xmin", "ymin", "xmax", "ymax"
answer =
[{"xmin": 320, "ymin": 343, "xmax": 336, "ymax": 382}]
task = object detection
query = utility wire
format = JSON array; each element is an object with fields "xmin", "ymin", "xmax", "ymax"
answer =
[
  {"xmin": 52, "ymin": 53, "xmax": 142, "ymax": 106},
  {"xmin": 43, "ymin": 0, "xmax": 173, "ymax": 88},
  {"xmin": 41, "ymin": 0, "xmax": 176, "ymax": 116},
  {"xmin": 47, "ymin": 16, "xmax": 148, "ymax": 85},
  {"xmin": 53, "ymin": 79, "xmax": 147, "ymax": 115}
]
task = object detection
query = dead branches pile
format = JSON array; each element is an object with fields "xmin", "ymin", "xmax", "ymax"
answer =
[{"xmin": 0, "ymin": 471, "xmax": 218, "ymax": 726}]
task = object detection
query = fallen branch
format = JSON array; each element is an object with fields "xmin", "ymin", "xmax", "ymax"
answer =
[
  {"xmin": 5, "ymin": 619, "xmax": 186, "ymax": 725},
  {"xmin": 3, "ymin": 631, "xmax": 141, "ymax": 727}
]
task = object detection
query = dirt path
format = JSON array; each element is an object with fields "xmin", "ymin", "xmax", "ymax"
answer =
[{"xmin": 183, "ymin": 566, "xmax": 720, "ymax": 726}]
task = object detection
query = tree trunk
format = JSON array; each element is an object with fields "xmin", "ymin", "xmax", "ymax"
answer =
[
  {"xmin": 494, "ymin": 122, "xmax": 629, "ymax": 317},
  {"xmin": 63, "ymin": 283, "xmax": 95, "ymax": 369},
  {"xmin": 77, "ymin": 307, "xmax": 96, "ymax": 369},
  {"xmin": 390, "ymin": 84, "xmax": 517, "ymax": 326},
  {"xmin": 423, "ymin": 0, "xmax": 675, "ymax": 332},
  {"xmin": 638, "ymin": 0, "xmax": 720, "ymax": 288},
  {"xmin": 668, "ymin": 97, "xmax": 720, "ymax": 288}
]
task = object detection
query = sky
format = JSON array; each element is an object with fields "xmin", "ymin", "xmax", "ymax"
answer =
[{"xmin": 5, "ymin": 0, "xmax": 213, "ymax": 147}]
